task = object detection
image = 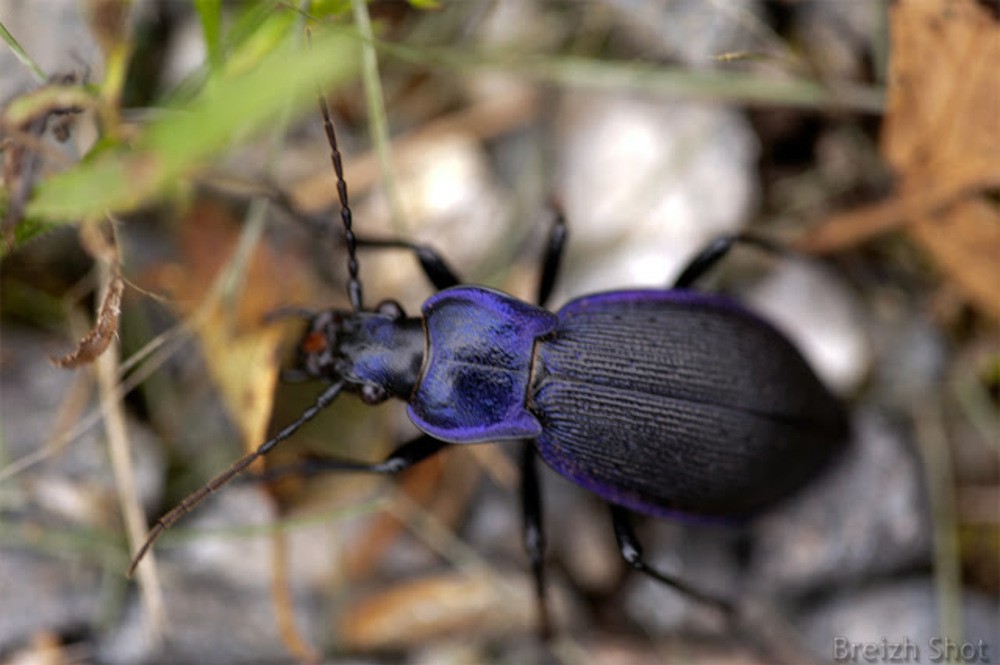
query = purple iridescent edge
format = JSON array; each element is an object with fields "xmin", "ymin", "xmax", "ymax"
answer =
[
  {"xmin": 537, "ymin": 443, "xmax": 746, "ymax": 526},
  {"xmin": 555, "ymin": 287, "xmax": 774, "ymax": 330}
]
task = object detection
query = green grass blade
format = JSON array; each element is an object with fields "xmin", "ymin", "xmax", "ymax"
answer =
[
  {"xmin": 0, "ymin": 20, "xmax": 48, "ymax": 83},
  {"xmin": 381, "ymin": 44, "xmax": 885, "ymax": 113},
  {"xmin": 26, "ymin": 30, "xmax": 359, "ymax": 222},
  {"xmin": 193, "ymin": 0, "xmax": 223, "ymax": 72}
]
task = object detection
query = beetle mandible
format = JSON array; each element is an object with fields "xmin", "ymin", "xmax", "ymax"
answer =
[{"xmin": 128, "ymin": 88, "xmax": 849, "ymax": 633}]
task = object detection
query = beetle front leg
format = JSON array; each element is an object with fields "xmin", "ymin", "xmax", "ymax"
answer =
[
  {"xmin": 263, "ymin": 195, "xmax": 462, "ymax": 291},
  {"xmin": 354, "ymin": 237, "xmax": 463, "ymax": 291},
  {"xmin": 261, "ymin": 434, "xmax": 450, "ymax": 480},
  {"xmin": 520, "ymin": 443, "xmax": 552, "ymax": 639},
  {"xmin": 609, "ymin": 505, "xmax": 735, "ymax": 617}
]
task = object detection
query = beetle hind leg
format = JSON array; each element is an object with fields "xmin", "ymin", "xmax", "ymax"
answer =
[{"xmin": 610, "ymin": 505, "xmax": 735, "ymax": 618}]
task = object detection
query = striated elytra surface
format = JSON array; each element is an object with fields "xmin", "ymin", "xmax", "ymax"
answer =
[{"xmin": 530, "ymin": 289, "xmax": 849, "ymax": 521}]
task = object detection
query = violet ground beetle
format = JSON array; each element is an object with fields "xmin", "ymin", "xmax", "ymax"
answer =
[{"xmin": 128, "ymin": 88, "xmax": 850, "ymax": 638}]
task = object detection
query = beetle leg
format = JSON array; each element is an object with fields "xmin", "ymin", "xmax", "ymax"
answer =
[
  {"xmin": 354, "ymin": 237, "xmax": 463, "ymax": 291},
  {"xmin": 520, "ymin": 443, "xmax": 552, "ymax": 639},
  {"xmin": 672, "ymin": 234, "xmax": 785, "ymax": 289},
  {"xmin": 267, "ymin": 197, "xmax": 461, "ymax": 292},
  {"xmin": 260, "ymin": 434, "xmax": 450, "ymax": 480},
  {"xmin": 536, "ymin": 204, "xmax": 568, "ymax": 308},
  {"xmin": 609, "ymin": 505, "xmax": 735, "ymax": 617}
]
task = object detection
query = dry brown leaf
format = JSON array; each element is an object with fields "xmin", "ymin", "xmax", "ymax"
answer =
[
  {"xmin": 342, "ymin": 447, "xmax": 486, "ymax": 583},
  {"xmin": 908, "ymin": 198, "xmax": 1000, "ymax": 320},
  {"xmin": 269, "ymin": 531, "xmax": 322, "ymax": 664},
  {"xmin": 886, "ymin": 0, "xmax": 1000, "ymax": 320},
  {"xmin": 50, "ymin": 218, "xmax": 124, "ymax": 368},
  {"xmin": 800, "ymin": 0, "xmax": 1000, "ymax": 320},
  {"xmin": 344, "ymin": 451, "xmax": 448, "ymax": 580},
  {"xmin": 164, "ymin": 200, "xmax": 310, "ymax": 453},
  {"xmin": 336, "ymin": 573, "xmax": 539, "ymax": 650},
  {"xmin": 881, "ymin": 0, "xmax": 1000, "ymax": 186},
  {"xmin": 797, "ymin": 178, "xmax": 986, "ymax": 253}
]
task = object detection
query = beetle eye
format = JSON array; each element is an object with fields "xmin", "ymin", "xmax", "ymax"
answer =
[
  {"xmin": 300, "ymin": 331, "xmax": 327, "ymax": 355},
  {"xmin": 376, "ymin": 299, "xmax": 405, "ymax": 319},
  {"xmin": 359, "ymin": 383, "xmax": 388, "ymax": 405}
]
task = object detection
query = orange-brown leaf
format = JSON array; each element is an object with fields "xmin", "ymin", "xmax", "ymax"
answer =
[
  {"xmin": 802, "ymin": 0, "xmax": 1000, "ymax": 319},
  {"xmin": 163, "ymin": 200, "xmax": 311, "ymax": 452}
]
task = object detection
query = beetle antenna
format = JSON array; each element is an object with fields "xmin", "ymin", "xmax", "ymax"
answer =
[
  {"xmin": 127, "ymin": 380, "xmax": 346, "ymax": 577},
  {"xmin": 305, "ymin": 26, "xmax": 361, "ymax": 310},
  {"xmin": 314, "ymin": 81, "xmax": 362, "ymax": 309}
]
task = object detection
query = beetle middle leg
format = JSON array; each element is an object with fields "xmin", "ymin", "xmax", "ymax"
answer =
[
  {"xmin": 518, "ymin": 205, "xmax": 570, "ymax": 640},
  {"xmin": 352, "ymin": 201, "xmax": 568, "ymax": 299},
  {"xmin": 535, "ymin": 204, "xmax": 568, "ymax": 307},
  {"xmin": 672, "ymin": 233, "xmax": 786, "ymax": 289},
  {"xmin": 610, "ymin": 505, "xmax": 735, "ymax": 617},
  {"xmin": 520, "ymin": 441, "xmax": 552, "ymax": 639}
]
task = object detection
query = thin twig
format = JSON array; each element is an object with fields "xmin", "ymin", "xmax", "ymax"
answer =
[
  {"xmin": 92, "ymin": 222, "xmax": 167, "ymax": 640},
  {"xmin": 913, "ymin": 397, "xmax": 964, "ymax": 646}
]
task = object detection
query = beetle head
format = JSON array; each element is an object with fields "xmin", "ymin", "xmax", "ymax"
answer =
[{"xmin": 296, "ymin": 299, "xmax": 424, "ymax": 405}]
